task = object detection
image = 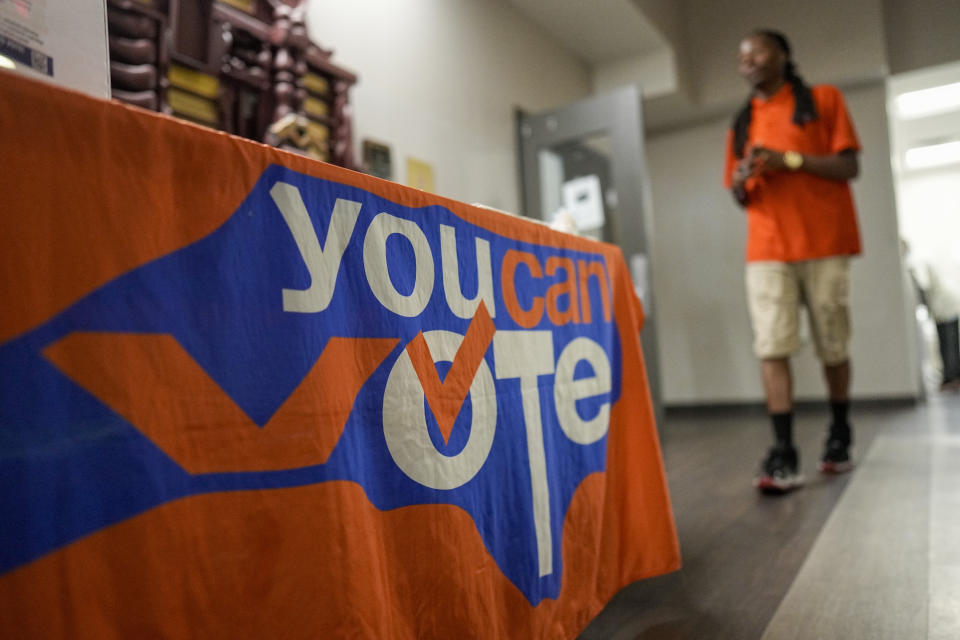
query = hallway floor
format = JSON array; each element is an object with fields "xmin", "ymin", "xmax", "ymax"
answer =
[{"xmin": 580, "ymin": 392, "xmax": 960, "ymax": 640}]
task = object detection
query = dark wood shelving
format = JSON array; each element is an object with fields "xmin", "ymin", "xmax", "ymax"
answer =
[{"xmin": 106, "ymin": 0, "xmax": 357, "ymax": 168}]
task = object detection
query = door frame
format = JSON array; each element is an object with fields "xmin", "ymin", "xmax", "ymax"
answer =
[{"xmin": 517, "ymin": 85, "xmax": 662, "ymax": 424}]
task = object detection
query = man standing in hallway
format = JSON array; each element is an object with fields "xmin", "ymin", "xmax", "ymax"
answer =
[{"xmin": 723, "ymin": 29, "xmax": 863, "ymax": 493}]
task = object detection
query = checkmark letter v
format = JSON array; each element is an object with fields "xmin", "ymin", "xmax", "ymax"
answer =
[{"xmin": 406, "ymin": 302, "xmax": 496, "ymax": 445}]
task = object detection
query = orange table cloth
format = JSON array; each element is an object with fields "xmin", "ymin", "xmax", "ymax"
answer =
[{"xmin": 0, "ymin": 70, "xmax": 679, "ymax": 639}]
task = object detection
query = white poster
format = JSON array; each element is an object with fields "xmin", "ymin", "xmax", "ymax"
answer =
[
  {"xmin": 561, "ymin": 174, "xmax": 605, "ymax": 232},
  {"xmin": 0, "ymin": 0, "xmax": 109, "ymax": 98}
]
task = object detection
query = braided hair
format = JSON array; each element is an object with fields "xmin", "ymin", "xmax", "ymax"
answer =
[{"xmin": 732, "ymin": 29, "xmax": 818, "ymax": 158}]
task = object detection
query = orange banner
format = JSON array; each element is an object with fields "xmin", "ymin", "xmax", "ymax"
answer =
[{"xmin": 0, "ymin": 70, "xmax": 679, "ymax": 639}]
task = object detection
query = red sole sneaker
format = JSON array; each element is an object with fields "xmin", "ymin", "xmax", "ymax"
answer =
[
  {"xmin": 754, "ymin": 474, "xmax": 805, "ymax": 494},
  {"xmin": 818, "ymin": 460, "xmax": 854, "ymax": 474}
]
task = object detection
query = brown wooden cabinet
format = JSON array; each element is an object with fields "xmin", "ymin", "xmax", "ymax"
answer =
[{"xmin": 106, "ymin": 0, "xmax": 357, "ymax": 169}]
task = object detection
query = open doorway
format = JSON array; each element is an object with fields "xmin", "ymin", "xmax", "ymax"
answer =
[
  {"xmin": 516, "ymin": 87, "xmax": 662, "ymax": 423},
  {"xmin": 888, "ymin": 61, "xmax": 960, "ymax": 394}
]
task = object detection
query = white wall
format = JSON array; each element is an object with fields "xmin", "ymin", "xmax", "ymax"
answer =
[
  {"xmin": 683, "ymin": 0, "xmax": 887, "ymax": 107},
  {"xmin": 599, "ymin": 0, "xmax": 687, "ymax": 100},
  {"xmin": 888, "ymin": 61, "xmax": 960, "ymax": 318},
  {"xmin": 303, "ymin": 0, "xmax": 940, "ymax": 405},
  {"xmin": 646, "ymin": 119, "xmax": 755, "ymax": 402},
  {"xmin": 841, "ymin": 83, "xmax": 918, "ymax": 399},
  {"xmin": 593, "ymin": 48, "xmax": 677, "ymax": 98},
  {"xmin": 638, "ymin": 0, "xmax": 924, "ymax": 404},
  {"xmin": 633, "ymin": 0, "xmax": 690, "ymax": 95},
  {"xmin": 648, "ymin": 81, "xmax": 918, "ymax": 404},
  {"xmin": 897, "ymin": 173, "xmax": 960, "ymax": 273},
  {"xmin": 306, "ymin": 0, "xmax": 591, "ymax": 213},
  {"xmin": 882, "ymin": 0, "xmax": 960, "ymax": 75}
]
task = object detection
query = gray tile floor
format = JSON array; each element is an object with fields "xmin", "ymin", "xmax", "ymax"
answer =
[{"xmin": 579, "ymin": 393, "xmax": 960, "ymax": 640}]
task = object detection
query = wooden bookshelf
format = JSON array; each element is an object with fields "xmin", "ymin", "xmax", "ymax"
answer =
[{"xmin": 106, "ymin": 0, "xmax": 357, "ymax": 169}]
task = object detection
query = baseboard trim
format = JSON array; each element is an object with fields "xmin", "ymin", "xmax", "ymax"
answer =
[{"xmin": 664, "ymin": 396, "xmax": 919, "ymax": 419}]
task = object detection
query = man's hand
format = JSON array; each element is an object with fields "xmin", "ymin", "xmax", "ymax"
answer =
[
  {"xmin": 731, "ymin": 154, "xmax": 756, "ymax": 190},
  {"xmin": 730, "ymin": 146, "xmax": 765, "ymax": 206},
  {"xmin": 750, "ymin": 146, "xmax": 785, "ymax": 171},
  {"xmin": 748, "ymin": 146, "xmax": 859, "ymax": 180}
]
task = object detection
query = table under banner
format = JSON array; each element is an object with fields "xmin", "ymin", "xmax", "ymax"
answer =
[{"xmin": 0, "ymin": 70, "xmax": 679, "ymax": 639}]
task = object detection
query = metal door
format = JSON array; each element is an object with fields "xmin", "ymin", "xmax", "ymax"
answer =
[{"xmin": 517, "ymin": 85, "xmax": 662, "ymax": 423}]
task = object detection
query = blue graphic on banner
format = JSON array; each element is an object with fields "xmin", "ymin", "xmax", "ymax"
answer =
[{"xmin": 0, "ymin": 165, "xmax": 621, "ymax": 603}]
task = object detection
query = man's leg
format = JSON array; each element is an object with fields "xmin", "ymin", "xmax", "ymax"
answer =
[
  {"xmin": 762, "ymin": 357, "xmax": 794, "ymax": 449},
  {"xmin": 824, "ymin": 358, "xmax": 852, "ymax": 447},
  {"xmin": 819, "ymin": 359, "xmax": 853, "ymax": 472},
  {"xmin": 804, "ymin": 257, "xmax": 854, "ymax": 473},
  {"xmin": 747, "ymin": 262, "xmax": 802, "ymax": 492},
  {"xmin": 762, "ymin": 357, "xmax": 793, "ymax": 413},
  {"xmin": 824, "ymin": 359, "xmax": 850, "ymax": 402}
]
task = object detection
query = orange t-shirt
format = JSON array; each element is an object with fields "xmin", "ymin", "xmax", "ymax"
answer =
[{"xmin": 723, "ymin": 84, "xmax": 862, "ymax": 262}]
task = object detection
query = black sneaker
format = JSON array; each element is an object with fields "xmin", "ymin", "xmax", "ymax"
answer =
[
  {"xmin": 818, "ymin": 437, "xmax": 853, "ymax": 474},
  {"xmin": 754, "ymin": 445, "xmax": 804, "ymax": 493}
]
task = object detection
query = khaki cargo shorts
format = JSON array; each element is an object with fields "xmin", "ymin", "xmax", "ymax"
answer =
[{"xmin": 745, "ymin": 257, "xmax": 851, "ymax": 365}]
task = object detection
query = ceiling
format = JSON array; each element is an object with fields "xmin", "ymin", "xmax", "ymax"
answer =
[{"xmin": 504, "ymin": 0, "xmax": 668, "ymax": 65}]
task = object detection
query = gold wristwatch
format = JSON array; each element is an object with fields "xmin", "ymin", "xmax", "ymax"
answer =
[{"xmin": 783, "ymin": 150, "xmax": 804, "ymax": 170}]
